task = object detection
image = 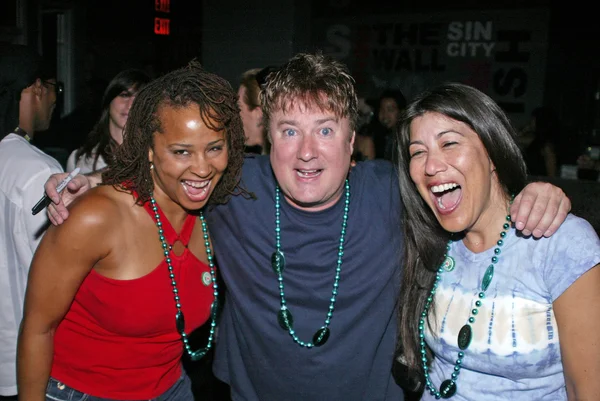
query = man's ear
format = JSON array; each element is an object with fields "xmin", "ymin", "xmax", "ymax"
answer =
[
  {"xmin": 349, "ymin": 130, "xmax": 356, "ymax": 153},
  {"xmin": 254, "ymin": 106, "xmax": 263, "ymax": 126}
]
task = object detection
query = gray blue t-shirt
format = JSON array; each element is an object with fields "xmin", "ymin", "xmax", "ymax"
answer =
[
  {"xmin": 423, "ymin": 214, "xmax": 600, "ymax": 400},
  {"xmin": 207, "ymin": 156, "xmax": 404, "ymax": 401}
]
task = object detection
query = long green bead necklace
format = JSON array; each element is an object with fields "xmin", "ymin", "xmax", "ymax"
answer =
[
  {"xmin": 150, "ymin": 196, "xmax": 218, "ymax": 361},
  {"xmin": 420, "ymin": 198, "xmax": 513, "ymax": 399},
  {"xmin": 271, "ymin": 179, "xmax": 350, "ymax": 348}
]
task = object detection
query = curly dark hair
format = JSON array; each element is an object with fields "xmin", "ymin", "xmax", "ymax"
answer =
[{"xmin": 102, "ymin": 60, "xmax": 246, "ymax": 206}]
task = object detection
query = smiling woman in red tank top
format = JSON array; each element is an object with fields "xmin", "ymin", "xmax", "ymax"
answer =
[{"xmin": 17, "ymin": 62, "xmax": 246, "ymax": 400}]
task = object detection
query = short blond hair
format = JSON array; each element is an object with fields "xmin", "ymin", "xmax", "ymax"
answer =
[{"xmin": 260, "ymin": 52, "xmax": 358, "ymax": 132}]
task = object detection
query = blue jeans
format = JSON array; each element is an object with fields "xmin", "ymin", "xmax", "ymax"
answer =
[{"xmin": 45, "ymin": 373, "xmax": 193, "ymax": 401}]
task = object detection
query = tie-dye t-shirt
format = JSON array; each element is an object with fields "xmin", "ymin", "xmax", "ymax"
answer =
[{"xmin": 423, "ymin": 214, "xmax": 600, "ymax": 401}]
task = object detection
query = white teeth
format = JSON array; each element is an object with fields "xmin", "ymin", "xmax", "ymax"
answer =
[
  {"xmin": 431, "ymin": 183, "xmax": 458, "ymax": 193},
  {"xmin": 296, "ymin": 169, "xmax": 320, "ymax": 176},
  {"xmin": 183, "ymin": 180, "xmax": 209, "ymax": 189}
]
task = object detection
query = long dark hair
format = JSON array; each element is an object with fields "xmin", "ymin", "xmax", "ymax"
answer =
[
  {"xmin": 74, "ymin": 69, "xmax": 150, "ymax": 170},
  {"xmin": 101, "ymin": 60, "xmax": 246, "ymax": 206},
  {"xmin": 395, "ymin": 82, "xmax": 527, "ymax": 386}
]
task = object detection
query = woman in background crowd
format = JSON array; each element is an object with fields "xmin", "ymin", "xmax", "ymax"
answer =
[{"xmin": 66, "ymin": 68, "xmax": 150, "ymax": 173}]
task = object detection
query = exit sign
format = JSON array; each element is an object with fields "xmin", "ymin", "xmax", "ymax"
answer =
[
  {"xmin": 154, "ymin": 17, "xmax": 170, "ymax": 35},
  {"xmin": 154, "ymin": 0, "xmax": 170, "ymax": 35},
  {"xmin": 155, "ymin": 0, "xmax": 170, "ymax": 12}
]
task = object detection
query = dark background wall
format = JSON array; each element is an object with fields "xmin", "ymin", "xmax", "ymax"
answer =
[{"xmin": 3, "ymin": 0, "xmax": 599, "ymax": 164}]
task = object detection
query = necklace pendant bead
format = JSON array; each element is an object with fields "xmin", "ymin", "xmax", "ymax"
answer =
[
  {"xmin": 277, "ymin": 308, "xmax": 294, "ymax": 330},
  {"xmin": 271, "ymin": 250, "xmax": 286, "ymax": 273},
  {"xmin": 313, "ymin": 327, "xmax": 330, "ymax": 346},
  {"xmin": 481, "ymin": 265, "xmax": 494, "ymax": 291},
  {"xmin": 457, "ymin": 324, "xmax": 472, "ymax": 350},
  {"xmin": 189, "ymin": 349, "xmax": 208, "ymax": 361},
  {"xmin": 440, "ymin": 379, "xmax": 457, "ymax": 398},
  {"xmin": 175, "ymin": 311, "xmax": 185, "ymax": 334}
]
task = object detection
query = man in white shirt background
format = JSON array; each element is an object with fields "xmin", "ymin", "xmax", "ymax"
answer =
[{"xmin": 0, "ymin": 43, "xmax": 63, "ymax": 400}]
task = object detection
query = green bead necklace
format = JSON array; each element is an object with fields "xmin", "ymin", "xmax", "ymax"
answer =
[
  {"xmin": 420, "ymin": 200, "xmax": 513, "ymax": 399},
  {"xmin": 150, "ymin": 196, "xmax": 218, "ymax": 361},
  {"xmin": 271, "ymin": 179, "xmax": 350, "ymax": 348}
]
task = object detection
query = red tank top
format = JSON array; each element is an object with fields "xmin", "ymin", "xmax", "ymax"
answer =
[{"xmin": 51, "ymin": 199, "xmax": 214, "ymax": 398}]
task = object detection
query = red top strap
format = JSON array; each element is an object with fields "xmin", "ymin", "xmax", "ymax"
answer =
[{"xmin": 142, "ymin": 198, "xmax": 197, "ymax": 246}]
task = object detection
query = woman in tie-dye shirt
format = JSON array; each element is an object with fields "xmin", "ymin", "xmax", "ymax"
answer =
[{"xmin": 394, "ymin": 83, "xmax": 600, "ymax": 400}]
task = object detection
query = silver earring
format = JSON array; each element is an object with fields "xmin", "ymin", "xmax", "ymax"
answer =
[{"xmin": 150, "ymin": 162, "xmax": 154, "ymax": 170}]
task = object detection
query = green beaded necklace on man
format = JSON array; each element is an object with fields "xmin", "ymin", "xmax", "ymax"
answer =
[
  {"xmin": 271, "ymin": 179, "xmax": 351, "ymax": 348},
  {"xmin": 420, "ymin": 197, "xmax": 514, "ymax": 399}
]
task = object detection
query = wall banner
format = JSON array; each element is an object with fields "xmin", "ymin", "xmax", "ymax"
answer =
[{"xmin": 312, "ymin": 8, "xmax": 549, "ymax": 127}]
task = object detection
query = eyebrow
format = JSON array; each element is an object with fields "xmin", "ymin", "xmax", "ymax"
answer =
[
  {"xmin": 409, "ymin": 130, "xmax": 462, "ymax": 146},
  {"xmin": 277, "ymin": 117, "xmax": 338, "ymax": 127},
  {"xmin": 168, "ymin": 143, "xmax": 193, "ymax": 149},
  {"xmin": 167, "ymin": 138, "xmax": 225, "ymax": 148}
]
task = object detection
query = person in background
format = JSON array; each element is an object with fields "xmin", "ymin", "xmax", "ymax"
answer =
[
  {"xmin": 238, "ymin": 67, "xmax": 271, "ymax": 155},
  {"xmin": 0, "ymin": 43, "xmax": 63, "ymax": 401},
  {"xmin": 576, "ymin": 151, "xmax": 600, "ymax": 181},
  {"xmin": 65, "ymin": 68, "xmax": 150, "ymax": 174},
  {"xmin": 395, "ymin": 83, "xmax": 599, "ymax": 400},
  {"xmin": 361, "ymin": 88, "xmax": 407, "ymax": 161},
  {"xmin": 352, "ymin": 97, "xmax": 376, "ymax": 163},
  {"xmin": 41, "ymin": 53, "xmax": 571, "ymax": 401},
  {"xmin": 17, "ymin": 61, "xmax": 246, "ymax": 400},
  {"xmin": 522, "ymin": 106, "xmax": 560, "ymax": 177}
]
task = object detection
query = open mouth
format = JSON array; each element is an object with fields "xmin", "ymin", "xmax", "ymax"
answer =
[
  {"xmin": 181, "ymin": 179, "xmax": 211, "ymax": 202},
  {"xmin": 430, "ymin": 182, "xmax": 462, "ymax": 212},
  {"xmin": 295, "ymin": 169, "xmax": 322, "ymax": 178}
]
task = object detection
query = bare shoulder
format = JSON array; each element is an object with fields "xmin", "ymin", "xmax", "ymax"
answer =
[{"xmin": 52, "ymin": 185, "xmax": 138, "ymax": 240}]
